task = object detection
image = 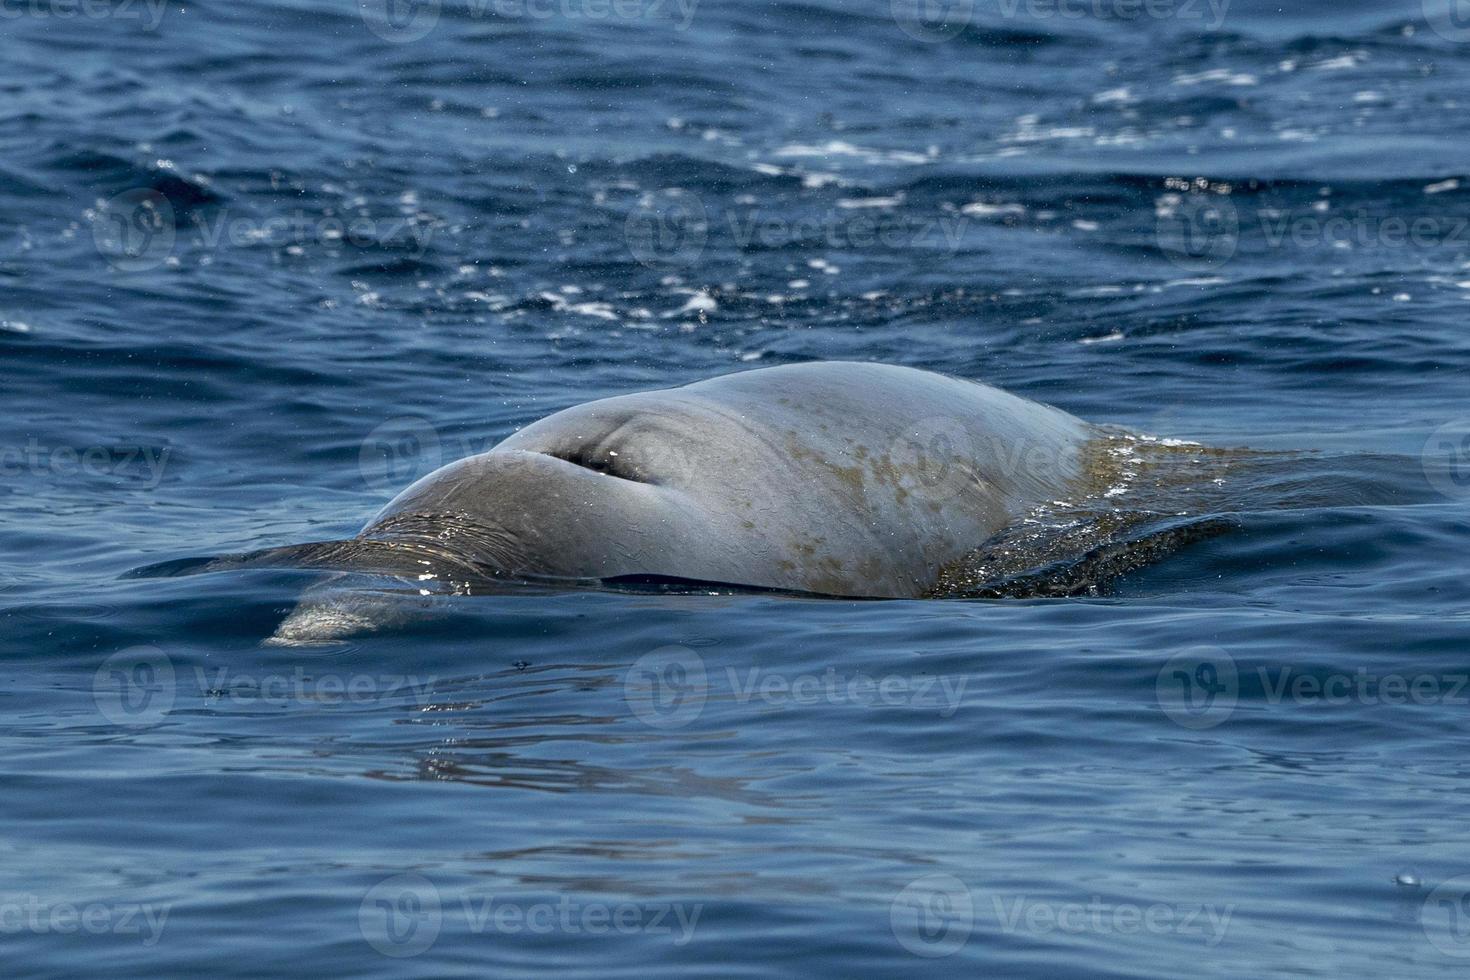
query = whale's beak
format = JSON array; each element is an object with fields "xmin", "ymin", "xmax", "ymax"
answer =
[{"xmin": 263, "ymin": 576, "xmax": 428, "ymax": 647}]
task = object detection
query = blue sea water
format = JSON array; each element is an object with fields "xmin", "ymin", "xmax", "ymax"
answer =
[{"xmin": 4, "ymin": 0, "xmax": 1470, "ymax": 975}]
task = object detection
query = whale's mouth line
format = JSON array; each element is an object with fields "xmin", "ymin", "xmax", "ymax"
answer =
[{"xmin": 123, "ymin": 512, "xmax": 524, "ymax": 583}]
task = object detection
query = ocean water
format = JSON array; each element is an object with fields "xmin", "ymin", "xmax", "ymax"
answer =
[{"xmin": 4, "ymin": 0, "xmax": 1470, "ymax": 974}]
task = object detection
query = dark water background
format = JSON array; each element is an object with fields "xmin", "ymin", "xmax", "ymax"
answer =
[{"xmin": 4, "ymin": 0, "xmax": 1470, "ymax": 975}]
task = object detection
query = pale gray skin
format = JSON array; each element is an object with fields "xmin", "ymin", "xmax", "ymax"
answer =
[{"xmin": 256, "ymin": 361, "xmax": 1096, "ymax": 642}]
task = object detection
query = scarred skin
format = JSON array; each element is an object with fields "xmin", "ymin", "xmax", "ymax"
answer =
[{"xmin": 356, "ymin": 361, "xmax": 1094, "ymax": 598}]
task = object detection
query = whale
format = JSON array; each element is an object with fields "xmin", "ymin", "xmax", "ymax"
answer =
[{"xmin": 131, "ymin": 360, "xmax": 1234, "ymax": 643}]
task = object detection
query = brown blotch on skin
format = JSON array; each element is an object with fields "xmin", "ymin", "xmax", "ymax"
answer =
[{"xmin": 786, "ymin": 433, "xmax": 868, "ymax": 495}]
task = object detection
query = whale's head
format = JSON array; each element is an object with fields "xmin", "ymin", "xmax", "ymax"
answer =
[
  {"xmin": 361, "ymin": 444, "xmax": 701, "ymax": 582},
  {"xmin": 264, "ymin": 400, "xmax": 785, "ymax": 645}
]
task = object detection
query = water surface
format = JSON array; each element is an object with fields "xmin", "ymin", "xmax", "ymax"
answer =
[{"xmin": 3, "ymin": 0, "xmax": 1470, "ymax": 975}]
